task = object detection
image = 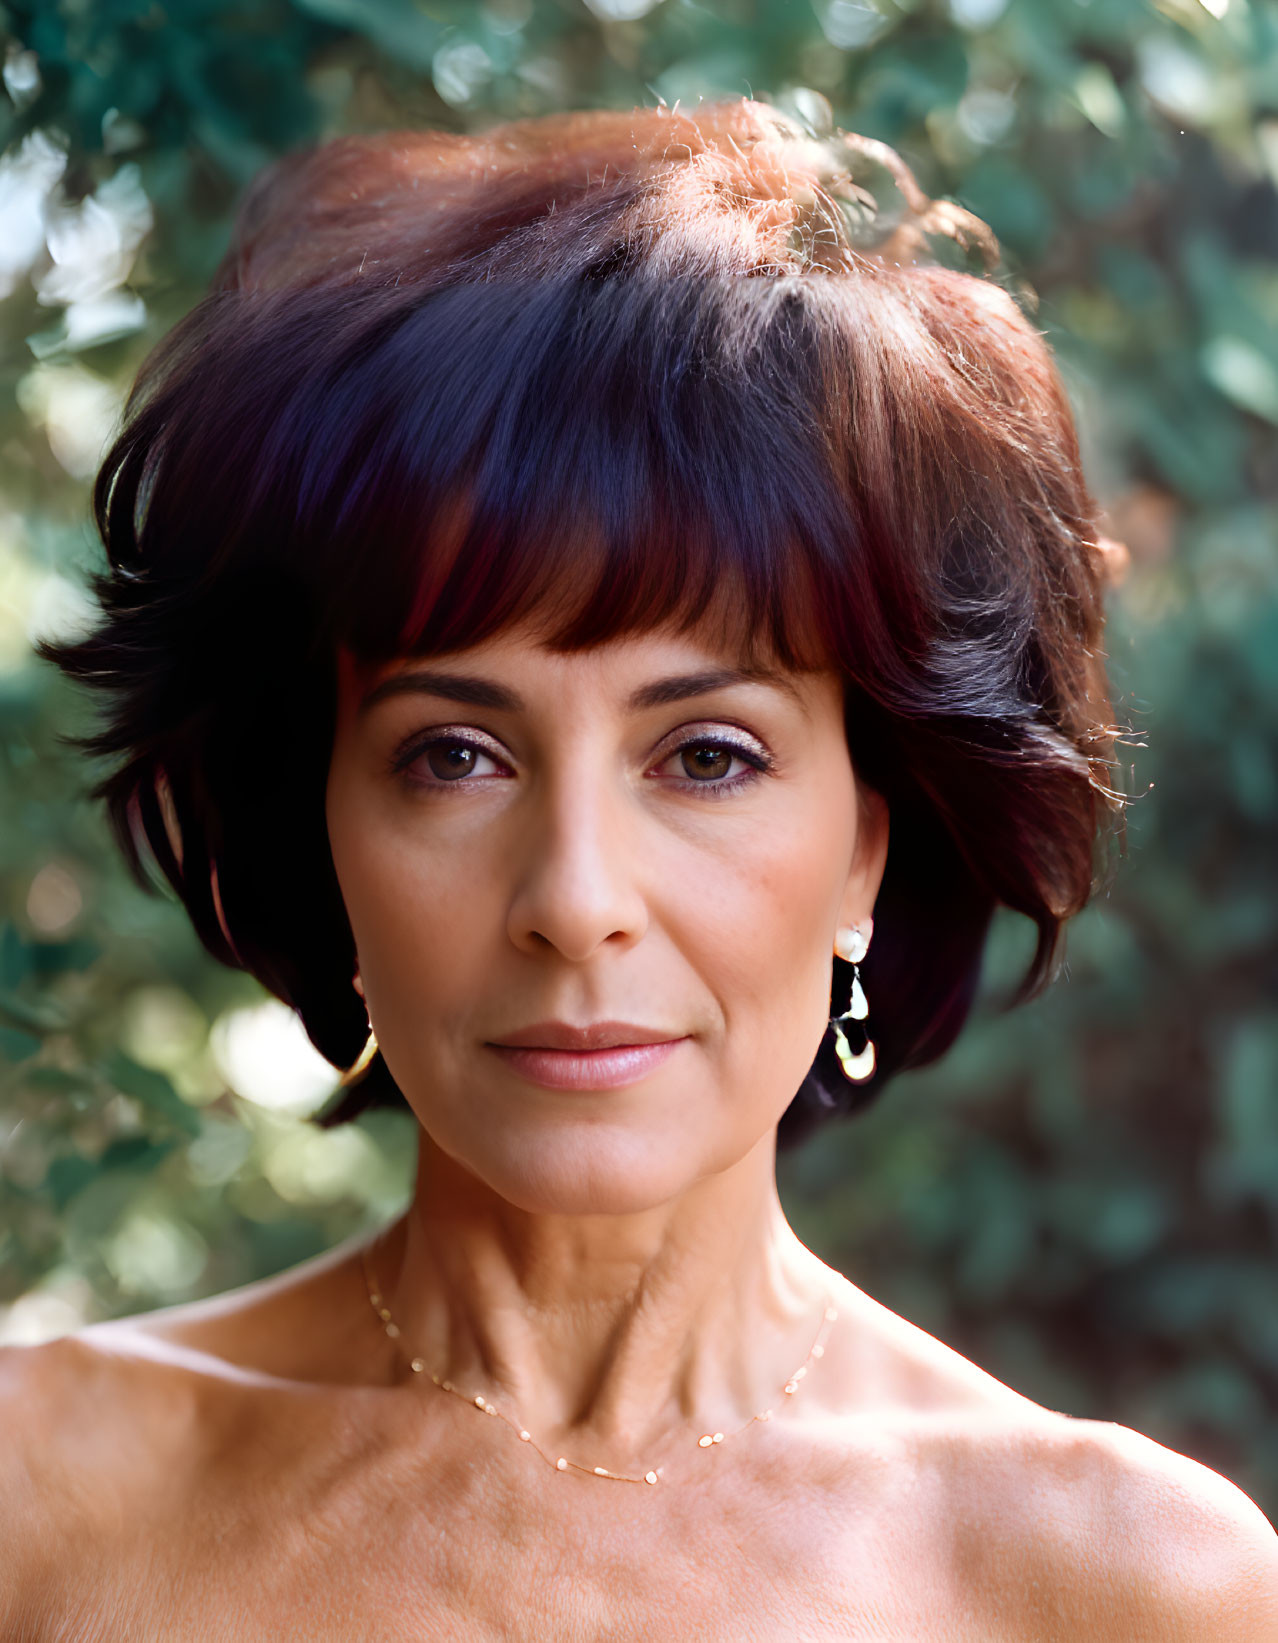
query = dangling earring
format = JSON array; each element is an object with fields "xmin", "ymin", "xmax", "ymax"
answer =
[
  {"xmin": 830, "ymin": 924, "xmax": 875, "ymax": 1082},
  {"xmin": 341, "ymin": 967, "xmax": 377, "ymax": 1086}
]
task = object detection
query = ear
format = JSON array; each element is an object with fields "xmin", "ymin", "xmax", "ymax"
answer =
[{"xmin": 837, "ymin": 782, "xmax": 889, "ymax": 938}]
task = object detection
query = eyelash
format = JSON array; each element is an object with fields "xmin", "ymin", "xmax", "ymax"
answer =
[
  {"xmin": 655, "ymin": 732, "xmax": 773, "ymax": 798},
  {"xmin": 389, "ymin": 726, "xmax": 774, "ymax": 796}
]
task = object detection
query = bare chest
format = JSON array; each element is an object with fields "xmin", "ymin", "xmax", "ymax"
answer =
[
  {"xmin": 34, "ymin": 1415, "xmax": 973, "ymax": 1643},
  {"xmin": 31, "ymin": 1372, "xmax": 1088, "ymax": 1643},
  {"xmin": 44, "ymin": 1524, "xmax": 955, "ymax": 1643}
]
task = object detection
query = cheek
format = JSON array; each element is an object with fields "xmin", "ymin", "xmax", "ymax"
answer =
[
  {"xmin": 659, "ymin": 766, "xmax": 859, "ymax": 1092},
  {"xmin": 326, "ymin": 780, "xmax": 503, "ymax": 1030}
]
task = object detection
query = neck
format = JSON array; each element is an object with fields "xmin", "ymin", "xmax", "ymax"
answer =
[{"xmin": 368, "ymin": 1127, "xmax": 837, "ymax": 1473}]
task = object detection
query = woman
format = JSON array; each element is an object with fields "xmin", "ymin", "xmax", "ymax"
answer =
[{"xmin": 5, "ymin": 100, "xmax": 1274, "ymax": 1639}]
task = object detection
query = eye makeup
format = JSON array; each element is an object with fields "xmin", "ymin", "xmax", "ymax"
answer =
[
  {"xmin": 389, "ymin": 725, "xmax": 512, "ymax": 785},
  {"xmin": 646, "ymin": 722, "xmax": 775, "ymax": 797},
  {"xmin": 386, "ymin": 718, "xmax": 776, "ymax": 796}
]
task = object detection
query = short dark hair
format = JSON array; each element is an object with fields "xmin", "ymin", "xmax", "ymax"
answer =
[{"xmin": 42, "ymin": 100, "xmax": 1120, "ymax": 1148}]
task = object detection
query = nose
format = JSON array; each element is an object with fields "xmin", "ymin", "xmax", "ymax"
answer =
[{"xmin": 505, "ymin": 769, "xmax": 648, "ymax": 963}]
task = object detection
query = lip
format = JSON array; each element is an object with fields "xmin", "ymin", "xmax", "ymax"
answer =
[
  {"xmin": 485, "ymin": 1021, "xmax": 689, "ymax": 1092},
  {"xmin": 491, "ymin": 1020, "xmax": 682, "ymax": 1052}
]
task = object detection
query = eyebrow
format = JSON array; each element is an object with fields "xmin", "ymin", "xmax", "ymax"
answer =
[
  {"xmin": 359, "ymin": 671, "xmax": 520, "ymax": 715},
  {"xmin": 358, "ymin": 665, "xmax": 800, "ymax": 716},
  {"xmin": 627, "ymin": 668, "xmax": 800, "ymax": 711}
]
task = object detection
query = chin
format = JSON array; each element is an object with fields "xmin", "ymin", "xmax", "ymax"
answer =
[{"xmin": 435, "ymin": 1118, "xmax": 723, "ymax": 1217}]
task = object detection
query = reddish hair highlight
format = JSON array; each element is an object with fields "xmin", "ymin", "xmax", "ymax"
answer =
[{"xmin": 43, "ymin": 101, "xmax": 1120, "ymax": 1144}]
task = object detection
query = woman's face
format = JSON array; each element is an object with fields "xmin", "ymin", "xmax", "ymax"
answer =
[{"xmin": 326, "ymin": 621, "xmax": 888, "ymax": 1215}]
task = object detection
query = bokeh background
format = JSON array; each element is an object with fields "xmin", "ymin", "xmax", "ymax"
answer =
[{"xmin": 2, "ymin": 0, "xmax": 1276, "ymax": 1518}]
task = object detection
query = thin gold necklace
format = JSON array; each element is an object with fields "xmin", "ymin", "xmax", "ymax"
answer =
[{"xmin": 360, "ymin": 1247, "xmax": 840, "ymax": 1485}]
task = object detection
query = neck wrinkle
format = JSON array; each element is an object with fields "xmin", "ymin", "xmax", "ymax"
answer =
[{"xmin": 373, "ymin": 1129, "xmax": 835, "ymax": 1463}]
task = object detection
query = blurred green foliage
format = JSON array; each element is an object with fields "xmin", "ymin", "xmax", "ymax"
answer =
[{"xmin": 2, "ymin": 0, "xmax": 1276, "ymax": 1518}]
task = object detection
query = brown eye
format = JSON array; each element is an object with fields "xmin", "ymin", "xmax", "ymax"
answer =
[
  {"xmin": 394, "ymin": 731, "xmax": 507, "ymax": 787},
  {"xmin": 680, "ymin": 745, "xmax": 735, "ymax": 781},
  {"xmin": 426, "ymin": 741, "xmax": 480, "ymax": 781}
]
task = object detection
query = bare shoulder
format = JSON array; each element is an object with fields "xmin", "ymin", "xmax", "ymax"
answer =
[
  {"xmin": 919, "ymin": 1401, "xmax": 1277, "ymax": 1641},
  {"xmin": 823, "ymin": 1279, "xmax": 1277, "ymax": 1639},
  {"xmin": 0, "ymin": 1306, "xmax": 326, "ymax": 1636},
  {"xmin": 1070, "ymin": 1416, "xmax": 1278, "ymax": 1640},
  {"xmin": 0, "ymin": 1327, "xmax": 205, "ymax": 1510},
  {"xmin": 0, "ymin": 1331, "xmax": 195, "ymax": 1630},
  {"xmin": 0, "ymin": 1235, "xmax": 372, "ymax": 1528},
  {"xmin": 0, "ymin": 1340, "xmax": 65, "ymax": 1589}
]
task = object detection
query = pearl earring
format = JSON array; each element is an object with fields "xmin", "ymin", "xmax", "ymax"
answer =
[{"xmin": 830, "ymin": 924, "xmax": 875, "ymax": 1082}]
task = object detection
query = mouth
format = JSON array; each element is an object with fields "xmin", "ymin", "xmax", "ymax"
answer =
[{"xmin": 485, "ymin": 1021, "xmax": 689, "ymax": 1091}]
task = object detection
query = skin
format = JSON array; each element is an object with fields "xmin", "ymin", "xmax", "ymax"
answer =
[{"xmin": 2, "ymin": 620, "xmax": 1276, "ymax": 1642}]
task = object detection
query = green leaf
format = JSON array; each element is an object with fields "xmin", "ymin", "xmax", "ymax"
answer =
[
  {"xmin": 101, "ymin": 1052, "xmax": 202, "ymax": 1136},
  {"xmin": 1201, "ymin": 336, "xmax": 1278, "ymax": 425}
]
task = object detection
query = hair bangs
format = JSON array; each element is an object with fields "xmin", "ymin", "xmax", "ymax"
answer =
[{"xmin": 270, "ymin": 274, "xmax": 841, "ymax": 676}]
